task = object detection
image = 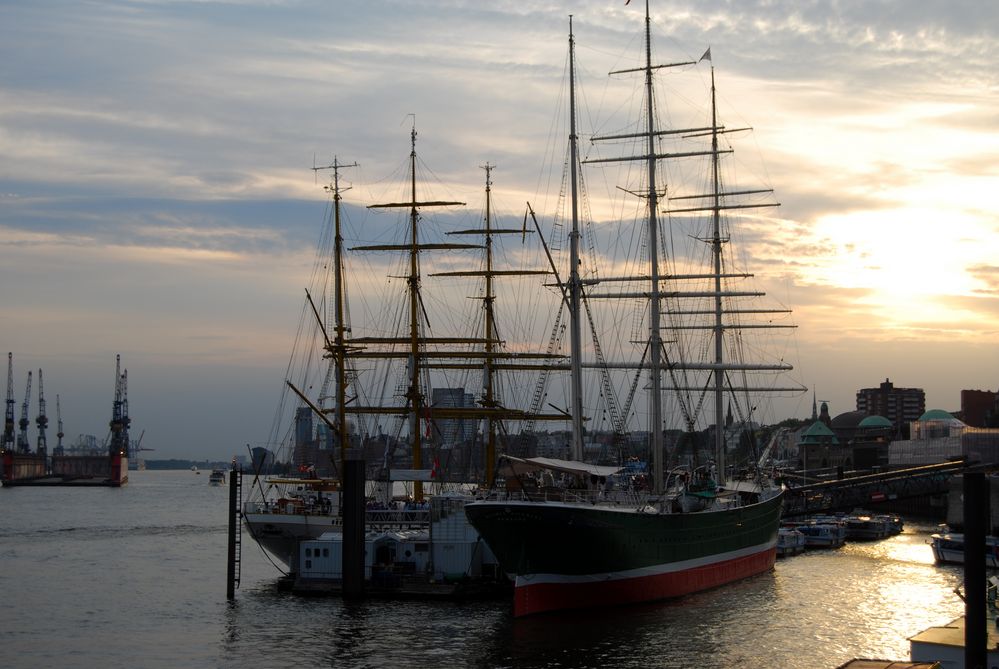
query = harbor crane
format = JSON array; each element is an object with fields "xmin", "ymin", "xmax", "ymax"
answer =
[
  {"xmin": 108, "ymin": 355, "xmax": 131, "ymax": 458},
  {"xmin": 53, "ymin": 394, "xmax": 65, "ymax": 456},
  {"xmin": 131, "ymin": 429, "xmax": 152, "ymax": 456},
  {"xmin": 36, "ymin": 369, "xmax": 48, "ymax": 457},
  {"xmin": 17, "ymin": 371, "xmax": 32, "ymax": 453},
  {"xmin": 3, "ymin": 352, "xmax": 15, "ymax": 452}
]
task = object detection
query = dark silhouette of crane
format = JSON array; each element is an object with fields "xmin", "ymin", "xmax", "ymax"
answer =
[
  {"xmin": 108, "ymin": 355, "xmax": 131, "ymax": 458},
  {"xmin": 53, "ymin": 394, "xmax": 65, "ymax": 456},
  {"xmin": 17, "ymin": 371, "xmax": 32, "ymax": 453},
  {"xmin": 3, "ymin": 352, "xmax": 15, "ymax": 453},
  {"xmin": 36, "ymin": 369, "xmax": 48, "ymax": 457}
]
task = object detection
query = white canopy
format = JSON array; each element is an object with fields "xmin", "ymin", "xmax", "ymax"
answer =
[{"xmin": 498, "ymin": 455, "xmax": 622, "ymax": 479}]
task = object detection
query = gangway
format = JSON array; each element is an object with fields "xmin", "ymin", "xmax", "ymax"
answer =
[{"xmin": 781, "ymin": 458, "xmax": 975, "ymax": 518}]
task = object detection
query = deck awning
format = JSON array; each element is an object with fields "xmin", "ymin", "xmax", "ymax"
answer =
[{"xmin": 498, "ymin": 455, "xmax": 622, "ymax": 478}]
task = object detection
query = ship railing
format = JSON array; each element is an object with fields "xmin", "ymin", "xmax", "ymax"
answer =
[
  {"xmin": 242, "ymin": 499, "xmax": 335, "ymax": 516},
  {"xmin": 365, "ymin": 508, "xmax": 430, "ymax": 527},
  {"xmin": 478, "ymin": 486, "xmax": 654, "ymax": 507}
]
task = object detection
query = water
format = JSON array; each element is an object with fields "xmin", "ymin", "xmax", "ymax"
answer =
[{"xmin": 1, "ymin": 471, "xmax": 966, "ymax": 668}]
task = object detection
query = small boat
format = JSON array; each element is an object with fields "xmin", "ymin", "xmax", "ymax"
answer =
[
  {"xmin": 930, "ymin": 532, "xmax": 999, "ymax": 568},
  {"xmin": 208, "ymin": 469, "xmax": 225, "ymax": 485},
  {"xmin": 777, "ymin": 527, "xmax": 806, "ymax": 557},
  {"xmin": 786, "ymin": 520, "xmax": 847, "ymax": 548},
  {"xmin": 843, "ymin": 513, "xmax": 891, "ymax": 541}
]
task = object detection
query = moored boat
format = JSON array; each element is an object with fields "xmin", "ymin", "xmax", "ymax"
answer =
[
  {"xmin": 785, "ymin": 519, "xmax": 847, "ymax": 548},
  {"xmin": 777, "ymin": 527, "xmax": 807, "ymax": 557},
  {"xmin": 930, "ymin": 532, "xmax": 999, "ymax": 568},
  {"xmin": 843, "ymin": 513, "xmax": 892, "ymax": 541}
]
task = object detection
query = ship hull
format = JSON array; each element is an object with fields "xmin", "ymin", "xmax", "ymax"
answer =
[
  {"xmin": 243, "ymin": 511, "xmax": 340, "ymax": 571},
  {"xmin": 465, "ymin": 490, "xmax": 782, "ymax": 616}
]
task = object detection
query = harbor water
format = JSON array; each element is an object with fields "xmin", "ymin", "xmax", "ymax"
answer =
[{"xmin": 1, "ymin": 471, "xmax": 966, "ymax": 668}]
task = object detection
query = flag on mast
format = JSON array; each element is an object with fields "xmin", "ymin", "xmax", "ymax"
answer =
[{"xmin": 699, "ymin": 47, "xmax": 712, "ymax": 62}]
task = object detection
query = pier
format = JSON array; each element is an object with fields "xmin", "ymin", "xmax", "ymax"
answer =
[{"xmin": 781, "ymin": 459, "xmax": 977, "ymax": 517}]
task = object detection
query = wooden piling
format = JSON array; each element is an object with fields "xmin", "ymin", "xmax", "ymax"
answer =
[
  {"xmin": 964, "ymin": 471, "xmax": 988, "ymax": 669},
  {"xmin": 227, "ymin": 464, "xmax": 239, "ymax": 601},
  {"xmin": 342, "ymin": 448, "xmax": 366, "ymax": 599}
]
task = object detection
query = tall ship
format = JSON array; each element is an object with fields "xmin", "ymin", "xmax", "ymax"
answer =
[
  {"xmin": 464, "ymin": 2, "xmax": 804, "ymax": 616},
  {"xmin": 2, "ymin": 353, "xmax": 130, "ymax": 487},
  {"xmin": 242, "ymin": 135, "xmax": 565, "ymax": 573}
]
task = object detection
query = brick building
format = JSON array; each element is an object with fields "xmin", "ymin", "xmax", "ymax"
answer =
[{"xmin": 856, "ymin": 378, "xmax": 925, "ymax": 433}]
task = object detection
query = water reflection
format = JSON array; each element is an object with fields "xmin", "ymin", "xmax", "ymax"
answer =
[{"xmin": 218, "ymin": 527, "xmax": 965, "ymax": 669}]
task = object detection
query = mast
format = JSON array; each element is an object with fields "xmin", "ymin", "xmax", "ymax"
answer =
[
  {"xmin": 315, "ymin": 156, "xmax": 358, "ymax": 476},
  {"xmin": 406, "ymin": 127, "xmax": 424, "ymax": 500},
  {"xmin": 567, "ymin": 16, "xmax": 585, "ymax": 461},
  {"xmin": 709, "ymin": 64, "xmax": 726, "ymax": 478},
  {"xmin": 357, "ymin": 128, "xmax": 566, "ymax": 492},
  {"xmin": 641, "ymin": 1, "xmax": 666, "ymax": 493},
  {"xmin": 363, "ymin": 125, "xmax": 466, "ymax": 502},
  {"xmin": 429, "ymin": 170, "xmax": 562, "ymax": 486}
]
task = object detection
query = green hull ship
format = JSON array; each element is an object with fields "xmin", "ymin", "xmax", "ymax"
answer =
[
  {"xmin": 465, "ymin": 1, "xmax": 802, "ymax": 617},
  {"xmin": 465, "ymin": 489, "xmax": 782, "ymax": 616}
]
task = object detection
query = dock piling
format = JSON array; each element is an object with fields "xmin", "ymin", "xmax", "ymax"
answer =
[
  {"xmin": 964, "ymin": 471, "xmax": 988, "ymax": 669},
  {"xmin": 342, "ymin": 448, "xmax": 366, "ymax": 599}
]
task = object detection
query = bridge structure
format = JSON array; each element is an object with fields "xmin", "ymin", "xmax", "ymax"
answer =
[{"xmin": 780, "ymin": 459, "xmax": 981, "ymax": 518}]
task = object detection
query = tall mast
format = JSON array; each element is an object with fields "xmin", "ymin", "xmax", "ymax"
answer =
[
  {"xmin": 585, "ymin": 3, "xmax": 696, "ymax": 493},
  {"xmin": 363, "ymin": 125, "xmax": 466, "ymax": 501},
  {"xmin": 567, "ymin": 16, "xmax": 585, "ymax": 461},
  {"xmin": 315, "ymin": 156, "xmax": 358, "ymax": 475},
  {"xmin": 406, "ymin": 127, "xmax": 423, "ymax": 499},
  {"xmin": 430, "ymin": 170, "xmax": 561, "ymax": 486},
  {"xmin": 481, "ymin": 164, "xmax": 498, "ymax": 483},
  {"xmin": 709, "ymin": 64, "xmax": 726, "ymax": 478},
  {"xmin": 641, "ymin": 0, "xmax": 666, "ymax": 493}
]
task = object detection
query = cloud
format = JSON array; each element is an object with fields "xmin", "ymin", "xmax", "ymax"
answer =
[{"xmin": 2, "ymin": 0, "xmax": 998, "ymax": 457}]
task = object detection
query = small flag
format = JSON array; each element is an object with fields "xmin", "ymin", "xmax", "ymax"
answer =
[
  {"xmin": 699, "ymin": 47, "xmax": 712, "ymax": 62},
  {"xmin": 430, "ymin": 457, "xmax": 441, "ymax": 479}
]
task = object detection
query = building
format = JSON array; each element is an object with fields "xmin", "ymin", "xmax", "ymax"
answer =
[
  {"xmin": 856, "ymin": 378, "xmax": 925, "ymax": 434},
  {"xmin": 887, "ymin": 409, "xmax": 965, "ymax": 466},
  {"xmin": 961, "ymin": 388, "xmax": 998, "ymax": 427},
  {"xmin": 430, "ymin": 387, "xmax": 476, "ymax": 446},
  {"xmin": 797, "ymin": 419, "xmax": 842, "ymax": 474}
]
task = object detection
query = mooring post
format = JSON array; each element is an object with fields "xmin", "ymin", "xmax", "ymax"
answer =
[
  {"xmin": 342, "ymin": 447, "xmax": 366, "ymax": 599},
  {"xmin": 226, "ymin": 463, "xmax": 239, "ymax": 601},
  {"xmin": 964, "ymin": 471, "xmax": 988, "ymax": 669}
]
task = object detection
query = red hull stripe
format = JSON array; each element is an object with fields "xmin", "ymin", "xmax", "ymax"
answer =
[{"xmin": 513, "ymin": 544, "xmax": 776, "ymax": 617}]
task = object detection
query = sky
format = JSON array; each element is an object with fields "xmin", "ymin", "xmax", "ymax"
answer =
[{"xmin": 2, "ymin": 0, "xmax": 997, "ymax": 461}]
